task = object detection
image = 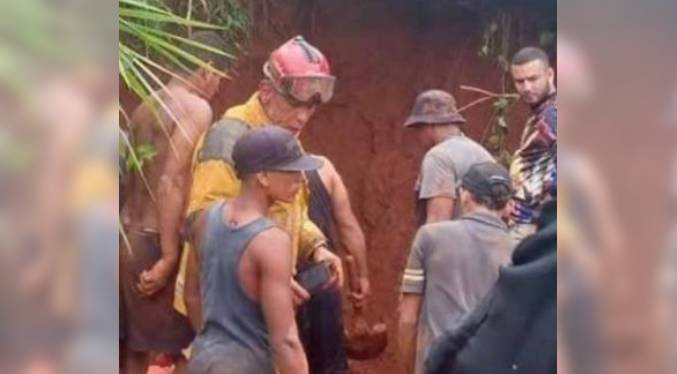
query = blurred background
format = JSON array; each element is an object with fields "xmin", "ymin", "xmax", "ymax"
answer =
[
  {"xmin": 558, "ymin": 0, "xmax": 677, "ymax": 373},
  {"xmin": 0, "ymin": 0, "xmax": 117, "ymax": 373}
]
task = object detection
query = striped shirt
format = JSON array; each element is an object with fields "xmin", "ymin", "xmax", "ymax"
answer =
[{"xmin": 510, "ymin": 93, "xmax": 557, "ymax": 225}]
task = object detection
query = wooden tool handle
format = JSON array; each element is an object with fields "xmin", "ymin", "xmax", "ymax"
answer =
[{"xmin": 344, "ymin": 255, "xmax": 363, "ymax": 313}]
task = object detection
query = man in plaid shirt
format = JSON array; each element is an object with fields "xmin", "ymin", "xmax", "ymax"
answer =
[{"xmin": 509, "ymin": 46, "xmax": 557, "ymax": 240}]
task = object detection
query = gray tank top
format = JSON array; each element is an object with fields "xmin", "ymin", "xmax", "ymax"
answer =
[{"xmin": 189, "ymin": 202, "xmax": 276, "ymax": 374}]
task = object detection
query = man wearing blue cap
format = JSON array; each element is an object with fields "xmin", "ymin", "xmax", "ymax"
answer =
[{"xmin": 186, "ymin": 126, "xmax": 326, "ymax": 374}]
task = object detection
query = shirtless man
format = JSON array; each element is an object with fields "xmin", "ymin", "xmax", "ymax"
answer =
[
  {"xmin": 119, "ymin": 31, "xmax": 229, "ymax": 373},
  {"xmin": 187, "ymin": 126, "xmax": 320, "ymax": 374},
  {"xmin": 301, "ymin": 157, "xmax": 370, "ymax": 373},
  {"xmin": 310, "ymin": 158, "xmax": 370, "ymax": 304}
]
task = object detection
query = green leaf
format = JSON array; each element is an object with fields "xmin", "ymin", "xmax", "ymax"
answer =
[
  {"xmin": 120, "ymin": 49, "xmax": 180, "ymax": 155},
  {"xmin": 497, "ymin": 116, "xmax": 508, "ymax": 129},
  {"xmin": 119, "ymin": 128, "xmax": 157, "ymax": 202},
  {"xmin": 492, "ymin": 97, "xmax": 510, "ymax": 110},
  {"xmin": 121, "ymin": 19, "xmax": 228, "ymax": 78},
  {"xmin": 539, "ymin": 31, "xmax": 556, "ymax": 50},
  {"xmin": 120, "ymin": 0, "xmax": 171, "ymax": 15},
  {"xmin": 118, "ymin": 0, "xmax": 248, "ymax": 199},
  {"xmin": 134, "ymin": 23, "xmax": 235, "ymax": 59},
  {"xmin": 119, "ymin": 8, "xmax": 225, "ymax": 29}
]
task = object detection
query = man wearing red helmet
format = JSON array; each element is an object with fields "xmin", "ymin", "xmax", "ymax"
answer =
[
  {"xmin": 175, "ymin": 36, "xmax": 370, "ymax": 373},
  {"xmin": 260, "ymin": 36, "xmax": 336, "ymax": 134}
]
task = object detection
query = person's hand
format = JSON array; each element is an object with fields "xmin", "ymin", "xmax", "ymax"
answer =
[
  {"xmin": 349, "ymin": 276, "xmax": 371, "ymax": 309},
  {"xmin": 291, "ymin": 278, "xmax": 311, "ymax": 307},
  {"xmin": 137, "ymin": 258, "xmax": 174, "ymax": 296},
  {"xmin": 313, "ymin": 246, "xmax": 344, "ymax": 289}
]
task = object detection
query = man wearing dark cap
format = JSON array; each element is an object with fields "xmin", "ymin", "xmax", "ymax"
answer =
[
  {"xmin": 424, "ymin": 199, "xmax": 557, "ymax": 374},
  {"xmin": 404, "ymin": 89, "xmax": 494, "ymax": 226},
  {"xmin": 186, "ymin": 127, "xmax": 323, "ymax": 374},
  {"xmin": 398, "ymin": 162, "xmax": 517, "ymax": 374}
]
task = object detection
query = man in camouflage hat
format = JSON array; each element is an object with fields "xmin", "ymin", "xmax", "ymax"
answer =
[{"xmin": 404, "ymin": 89, "xmax": 494, "ymax": 225}]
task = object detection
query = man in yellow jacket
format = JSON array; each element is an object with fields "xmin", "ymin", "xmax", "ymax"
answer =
[{"xmin": 175, "ymin": 36, "xmax": 344, "ymax": 326}]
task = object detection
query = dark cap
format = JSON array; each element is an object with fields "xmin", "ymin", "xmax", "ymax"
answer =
[
  {"xmin": 233, "ymin": 126, "xmax": 323, "ymax": 176},
  {"xmin": 403, "ymin": 89, "xmax": 466, "ymax": 128},
  {"xmin": 462, "ymin": 162, "xmax": 513, "ymax": 204}
]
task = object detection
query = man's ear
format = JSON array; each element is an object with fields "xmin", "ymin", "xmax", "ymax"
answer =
[
  {"xmin": 547, "ymin": 67, "xmax": 555, "ymax": 86},
  {"xmin": 196, "ymin": 66, "xmax": 211, "ymax": 81},
  {"xmin": 193, "ymin": 66, "xmax": 211, "ymax": 85},
  {"xmin": 459, "ymin": 188, "xmax": 468, "ymax": 203},
  {"xmin": 502, "ymin": 199, "xmax": 515, "ymax": 220},
  {"xmin": 423, "ymin": 125, "xmax": 435, "ymax": 142},
  {"xmin": 258, "ymin": 80, "xmax": 273, "ymax": 104},
  {"xmin": 201, "ymin": 68, "xmax": 220, "ymax": 86},
  {"xmin": 256, "ymin": 171, "xmax": 270, "ymax": 188},
  {"xmin": 459, "ymin": 189, "xmax": 473, "ymax": 209}
]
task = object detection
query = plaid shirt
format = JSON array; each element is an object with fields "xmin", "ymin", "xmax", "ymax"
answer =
[{"xmin": 510, "ymin": 93, "xmax": 557, "ymax": 225}]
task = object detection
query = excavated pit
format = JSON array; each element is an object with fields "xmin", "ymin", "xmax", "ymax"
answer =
[{"xmin": 210, "ymin": 2, "xmax": 534, "ymax": 371}]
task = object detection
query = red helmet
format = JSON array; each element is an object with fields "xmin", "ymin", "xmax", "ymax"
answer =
[{"xmin": 263, "ymin": 36, "xmax": 336, "ymax": 104}]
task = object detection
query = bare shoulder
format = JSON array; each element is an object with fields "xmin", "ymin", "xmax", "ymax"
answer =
[
  {"xmin": 316, "ymin": 155, "xmax": 336, "ymax": 173},
  {"xmin": 248, "ymin": 226, "xmax": 292, "ymax": 256},
  {"xmin": 247, "ymin": 226, "xmax": 293, "ymax": 274},
  {"xmin": 190, "ymin": 209, "xmax": 210, "ymax": 248},
  {"xmin": 130, "ymin": 89, "xmax": 212, "ymax": 135},
  {"xmin": 129, "ymin": 96, "xmax": 156, "ymax": 126},
  {"xmin": 256, "ymin": 225, "xmax": 291, "ymax": 241},
  {"xmin": 170, "ymin": 91, "xmax": 213, "ymax": 130},
  {"xmin": 316, "ymin": 154, "xmax": 339, "ymax": 187}
]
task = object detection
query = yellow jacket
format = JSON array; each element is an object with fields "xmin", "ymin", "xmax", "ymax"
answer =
[{"xmin": 174, "ymin": 93, "xmax": 326, "ymax": 315}]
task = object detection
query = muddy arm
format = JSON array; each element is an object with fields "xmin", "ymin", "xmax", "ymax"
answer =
[
  {"xmin": 325, "ymin": 160, "xmax": 370, "ymax": 301},
  {"xmin": 425, "ymin": 196, "xmax": 454, "ymax": 224},
  {"xmin": 256, "ymin": 229, "xmax": 309, "ymax": 374},
  {"xmin": 398, "ymin": 293, "xmax": 423, "ymax": 374},
  {"xmin": 184, "ymin": 237, "xmax": 203, "ymax": 331},
  {"xmin": 140, "ymin": 101, "xmax": 212, "ymax": 296}
]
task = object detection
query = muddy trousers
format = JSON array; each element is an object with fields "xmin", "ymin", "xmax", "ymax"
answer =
[{"xmin": 298, "ymin": 288, "xmax": 349, "ymax": 374}]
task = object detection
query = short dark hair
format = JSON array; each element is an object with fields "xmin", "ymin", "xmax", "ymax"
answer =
[
  {"xmin": 511, "ymin": 46, "xmax": 550, "ymax": 68},
  {"xmin": 466, "ymin": 186, "xmax": 511, "ymax": 211},
  {"xmin": 182, "ymin": 31, "xmax": 232, "ymax": 72},
  {"xmin": 238, "ymin": 171, "xmax": 258, "ymax": 182}
]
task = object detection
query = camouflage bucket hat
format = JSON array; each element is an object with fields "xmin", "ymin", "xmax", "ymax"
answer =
[{"xmin": 403, "ymin": 89, "xmax": 466, "ymax": 127}]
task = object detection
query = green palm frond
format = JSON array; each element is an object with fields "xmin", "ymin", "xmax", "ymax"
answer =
[
  {"xmin": 119, "ymin": 0, "xmax": 248, "ymax": 196},
  {"xmin": 119, "ymin": 0, "xmax": 235, "ymax": 98}
]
